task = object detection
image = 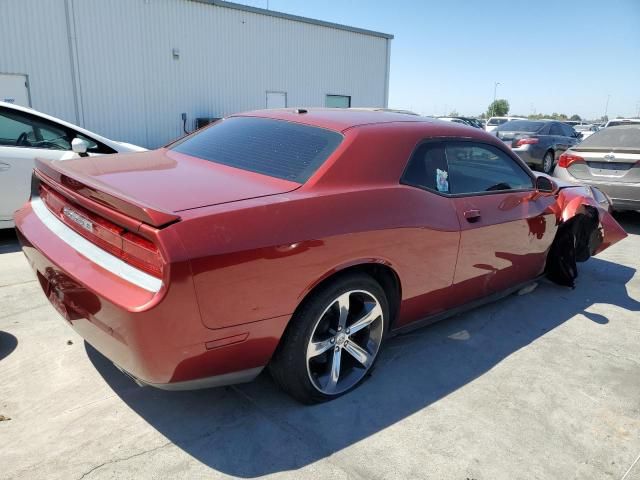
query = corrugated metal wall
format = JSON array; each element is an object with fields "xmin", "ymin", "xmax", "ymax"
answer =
[{"xmin": 0, "ymin": 0, "xmax": 390, "ymax": 148}]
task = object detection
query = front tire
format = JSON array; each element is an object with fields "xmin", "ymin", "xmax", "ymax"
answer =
[{"xmin": 269, "ymin": 273, "xmax": 389, "ymax": 404}]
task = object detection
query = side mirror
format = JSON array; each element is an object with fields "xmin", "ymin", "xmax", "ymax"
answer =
[
  {"xmin": 576, "ymin": 132, "xmax": 583, "ymax": 139},
  {"xmin": 71, "ymin": 137, "xmax": 89, "ymax": 155},
  {"xmin": 536, "ymin": 175, "xmax": 555, "ymax": 193}
]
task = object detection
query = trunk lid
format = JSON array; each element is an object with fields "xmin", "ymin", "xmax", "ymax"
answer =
[
  {"xmin": 565, "ymin": 149, "xmax": 640, "ymax": 183},
  {"xmin": 40, "ymin": 149, "xmax": 301, "ymax": 218},
  {"xmin": 496, "ymin": 131, "xmax": 537, "ymax": 147}
]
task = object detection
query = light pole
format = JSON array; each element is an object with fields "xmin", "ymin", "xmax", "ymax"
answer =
[
  {"xmin": 491, "ymin": 82, "xmax": 501, "ymax": 117},
  {"xmin": 604, "ymin": 94, "xmax": 610, "ymax": 121}
]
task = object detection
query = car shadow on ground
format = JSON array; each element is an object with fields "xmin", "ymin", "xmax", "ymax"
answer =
[
  {"xmin": 0, "ymin": 332, "xmax": 18, "ymax": 361},
  {"xmin": 0, "ymin": 228, "xmax": 20, "ymax": 254},
  {"xmin": 614, "ymin": 210, "xmax": 640, "ymax": 235},
  {"xmin": 86, "ymin": 255, "xmax": 640, "ymax": 478}
]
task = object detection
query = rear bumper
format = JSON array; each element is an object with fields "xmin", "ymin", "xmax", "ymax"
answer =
[
  {"xmin": 14, "ymin": 200, "xmax": 289, "ymax": 389},
  {"xmin": 553, "ymin": 168, "xmax": 640, "ymax": 211},
  {"xmin": 511, "ymin": 145, "xmax": 542, "ymax": 166}
]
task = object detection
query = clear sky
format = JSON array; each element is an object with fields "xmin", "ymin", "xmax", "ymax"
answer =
[{"xmin": 237, "ymin": 0, "xmax": 640, "ymax": 120}]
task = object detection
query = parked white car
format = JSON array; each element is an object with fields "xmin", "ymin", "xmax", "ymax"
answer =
[
  {"xmin": 0, "ymin": 101, "xmax": 146, "ymax": 229},
  {"xmin": 485, "ymin": 116, "xmax": 526, "ymax": 133},
  {"xmin": 573, "ymin": 124, "xmax": 600, "ymax": 140}
]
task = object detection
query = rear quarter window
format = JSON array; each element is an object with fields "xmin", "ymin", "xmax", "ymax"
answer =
[{"xmin": 171, "ymin": 117, "xmax": 343, "ymax": 183}]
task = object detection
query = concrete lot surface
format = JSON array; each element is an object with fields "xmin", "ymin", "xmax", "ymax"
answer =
[{"xmin": 1, "ymin": 213, "xmax": 639, "ymax": 480}]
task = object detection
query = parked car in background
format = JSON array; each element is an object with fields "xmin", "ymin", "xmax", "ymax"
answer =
[
  {"xmin": 604, "ymin": 118, "xmax": 640, "ymax": 128},
  {"xmin": 562, "ymin": 120, "xmax": 583, "ymax": 127},
  {"xmin": 14, "ymin": 109, "xmax": 626, "ymax": 403},
  {"xmin": 485, "ymin": 116, "xmax": 526, "ymax": 133},
  {"xmin": 554, "ymin": 124, "xmax": 640, "ymax": 211},
  {"xmin": 460, "ymin": 117, "xmax": 484, "ymax": 129},
  {"xmin": 574, "ymin": 124, "xmax": 600, "ymax": 140},
  {"xmin": 437, "ymin": 116, "xmax": 484, "ymax": 129},
  {"xmin": 494, "ymin": 119, "xmax": 581, "ymax": 174},
  {"xmin": 0, "ymin": 101, "xmax": 146, "ymax": 229},
  {"xmin": 437, "ymin": 116, "xmax": 469, "ymax": 126}
]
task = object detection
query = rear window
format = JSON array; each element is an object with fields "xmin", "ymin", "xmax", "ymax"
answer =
[
  {"xmin": 171, "ymin": 117, "xmax": 343, "ymax": 183},
  {"xmin": 487, "ymin": 118, "xmax": 508, "ymax": 126},
  {"xmin": 496, "ymin": 120, "xmax": 544, "ymax": 133},
  {"xmin": 575, "ymin": 125, "xmax": 640, "ymax": 151},
  {"xmin": 607, "ymin": 120, "xmax": 640, "ymax": 128}
]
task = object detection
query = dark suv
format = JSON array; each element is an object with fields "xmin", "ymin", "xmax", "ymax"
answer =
[{"xmin": 494, "ymin": 120, "xmax": 581, "ymax": 173}]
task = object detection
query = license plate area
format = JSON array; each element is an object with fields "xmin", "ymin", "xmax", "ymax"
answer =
[{"xmin": 587, "ymin": 161, "xmax": 631, "ymax": 177}]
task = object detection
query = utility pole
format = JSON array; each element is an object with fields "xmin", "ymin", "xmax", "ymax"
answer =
[{"xmin": 491, "ymin": 82, "xmax": 500, "ymax": 117}]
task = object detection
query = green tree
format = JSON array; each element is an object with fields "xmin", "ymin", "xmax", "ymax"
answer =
[
  {"xmin": 487, "ymin": 99, "xmax": 509, "ymax": 117},
  {"xmin": 569, "ymin": 114, "xmax": 581, "ymax": 121}
]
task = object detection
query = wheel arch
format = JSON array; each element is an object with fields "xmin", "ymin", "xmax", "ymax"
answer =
[{"xmin": 294, "ymin": 260, "xmax": 403, "ymax": 329}]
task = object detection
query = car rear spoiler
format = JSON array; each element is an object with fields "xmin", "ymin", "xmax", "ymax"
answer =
[{"xmin": 33, "ymin": 158, "xmax": 180, "ymax": 228}]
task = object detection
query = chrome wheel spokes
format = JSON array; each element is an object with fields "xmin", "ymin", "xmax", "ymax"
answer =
[{"xmin": 306, "ymin": 290, "xmax": 384, "ymax": 395}]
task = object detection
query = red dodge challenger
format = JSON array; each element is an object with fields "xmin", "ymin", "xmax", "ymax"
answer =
[{"xmin": 14, "ymin": 109, "xmax": 627, "ymax": 403}]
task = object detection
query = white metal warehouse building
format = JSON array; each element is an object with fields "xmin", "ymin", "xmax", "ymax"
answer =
[{"xmin": 0, "ymin": 0, "xmax": 393, "ymax": 148}]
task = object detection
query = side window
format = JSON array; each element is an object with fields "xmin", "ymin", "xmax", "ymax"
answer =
[
  {"xmin": 446, "ymin": 143, "xmax": 533, "ymax": 194},
  {"xmin": 36, "ymin": 122, "xmax": 72, "ymax": 150},
  {"xmin": 0, "ymin": 107, "xmax": 71, "ymax": 150},
  {"xmin": 0, "ymin": 110, "xmax": 35, "ymax": 146},
  {"xmin": 561, "ymin": 124, "xmax": 575, "ymax": 137},
  {"xmin": 549, "ymin": 123, "xmax": 564, "ymax": 136},
  {"xmin": 402, "ymin": 142, "xmax": 450, "ymax": 193}
]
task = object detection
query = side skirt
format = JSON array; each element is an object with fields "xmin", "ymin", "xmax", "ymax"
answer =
[{"xmin": 392, "ymin": 276, "xmax": 544, "ymax": 336}]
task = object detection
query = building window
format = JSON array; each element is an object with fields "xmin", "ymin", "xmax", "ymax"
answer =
[{"xmin": 325, "ymin": 95, "xmax": 351, "ymax": 108}]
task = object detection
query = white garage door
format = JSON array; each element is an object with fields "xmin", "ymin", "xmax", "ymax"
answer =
[
  {"xmin": 0, "ymin": 74, "xmax": 30, "ymax": 107},
  {"xmin": 266, "ymin": 91, "xmax": 287, "ymax": 109}
]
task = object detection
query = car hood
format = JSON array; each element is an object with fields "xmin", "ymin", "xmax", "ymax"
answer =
[{"xmin": 48, "ymin": 148, "xmax": 301, "ymax": 213}]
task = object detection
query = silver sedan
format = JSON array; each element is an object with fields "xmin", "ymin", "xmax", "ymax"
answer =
[{"xmin": 553, "ymin": 124, "xmax": 640, "ymax": 211}]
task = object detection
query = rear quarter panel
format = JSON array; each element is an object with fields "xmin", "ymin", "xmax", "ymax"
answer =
[{"xmin": 176, "ymin": 124, "xmax": 469, "ymax": 331}]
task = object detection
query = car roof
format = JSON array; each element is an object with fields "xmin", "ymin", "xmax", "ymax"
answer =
[{"xmin": 233, "ymin": 108, "xmax": 435, "ymax": 132}]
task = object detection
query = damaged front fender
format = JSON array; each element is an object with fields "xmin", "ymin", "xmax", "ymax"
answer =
[{"xmin": 545, "ymin": 185, "xmax": 628, "ymax": 287}]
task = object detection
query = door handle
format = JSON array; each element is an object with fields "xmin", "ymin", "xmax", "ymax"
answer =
[
  {"xmin": 0, "ymin": 162, "xmax": 10, "ymax": 171},
  {"xmin": 464, "ymin": 209, "xmax": 481, "ymax": 222}
]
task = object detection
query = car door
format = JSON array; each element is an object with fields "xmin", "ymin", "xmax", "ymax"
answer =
[
  {"xmin": 0, "ymin": 107, "xmax": 76, "ymax": 221},
  {"xmin": 444, "ymin": 141, "xmax": 557, "ymax": 303},
  {"xmin": 560, "ymin": 123, "xmax": 580, "ymax": 149},
  {"xmin": 549, "ymin": 122, "xmax": 569, "ymax": 155}
]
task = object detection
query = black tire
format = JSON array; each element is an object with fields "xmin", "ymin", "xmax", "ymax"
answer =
[
  {"xmin": 541, "ymin": 150, "xmax": 555, "ymax": 174},
  {"xmin": 269, "ymin": 273, "xmax": 389, "ymax": 404}
]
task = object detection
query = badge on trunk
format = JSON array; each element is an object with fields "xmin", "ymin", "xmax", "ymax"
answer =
[{"xmin": 63, "ymin": 207, "xmax": 93, "ymax": 233}]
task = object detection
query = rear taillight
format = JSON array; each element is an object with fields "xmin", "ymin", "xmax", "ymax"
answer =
[
  {"xmin": 515, "ymin": 137, "xmax": 539, "ymax": 147},
  {"xmin": 39, "ymin": 184, "xmax": 163, "ymax": 278},
  {"xmin": 557, "ymin": 153, "xmax": 585, "ymax": 168}
]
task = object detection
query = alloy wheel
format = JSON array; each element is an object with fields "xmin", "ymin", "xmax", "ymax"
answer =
[{"xmin": 305, "ymin": 290, "xmax": 384, "ymax": 395}]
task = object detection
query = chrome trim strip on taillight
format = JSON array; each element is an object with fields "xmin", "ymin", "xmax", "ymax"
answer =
[{"xmin": 31, "ymin": 197, "xmax": 162, "ymax": 293}]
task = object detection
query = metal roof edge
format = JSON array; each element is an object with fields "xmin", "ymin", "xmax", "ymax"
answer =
[{"xmin": 189, "ymin": 0, "xmax": 394, "ymax": 39}]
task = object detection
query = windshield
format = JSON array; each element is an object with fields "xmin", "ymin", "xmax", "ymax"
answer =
[
  {"xmin": 171, "ymin": 117, "xmax": 343, "ymax": 183},
  {"xmin": 487, "ymin": 118, "xmax": 508, "ymax": 126},
  {"xmin": 496, "ymin": 120, "xmax": 545, "ymax": 133}
]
